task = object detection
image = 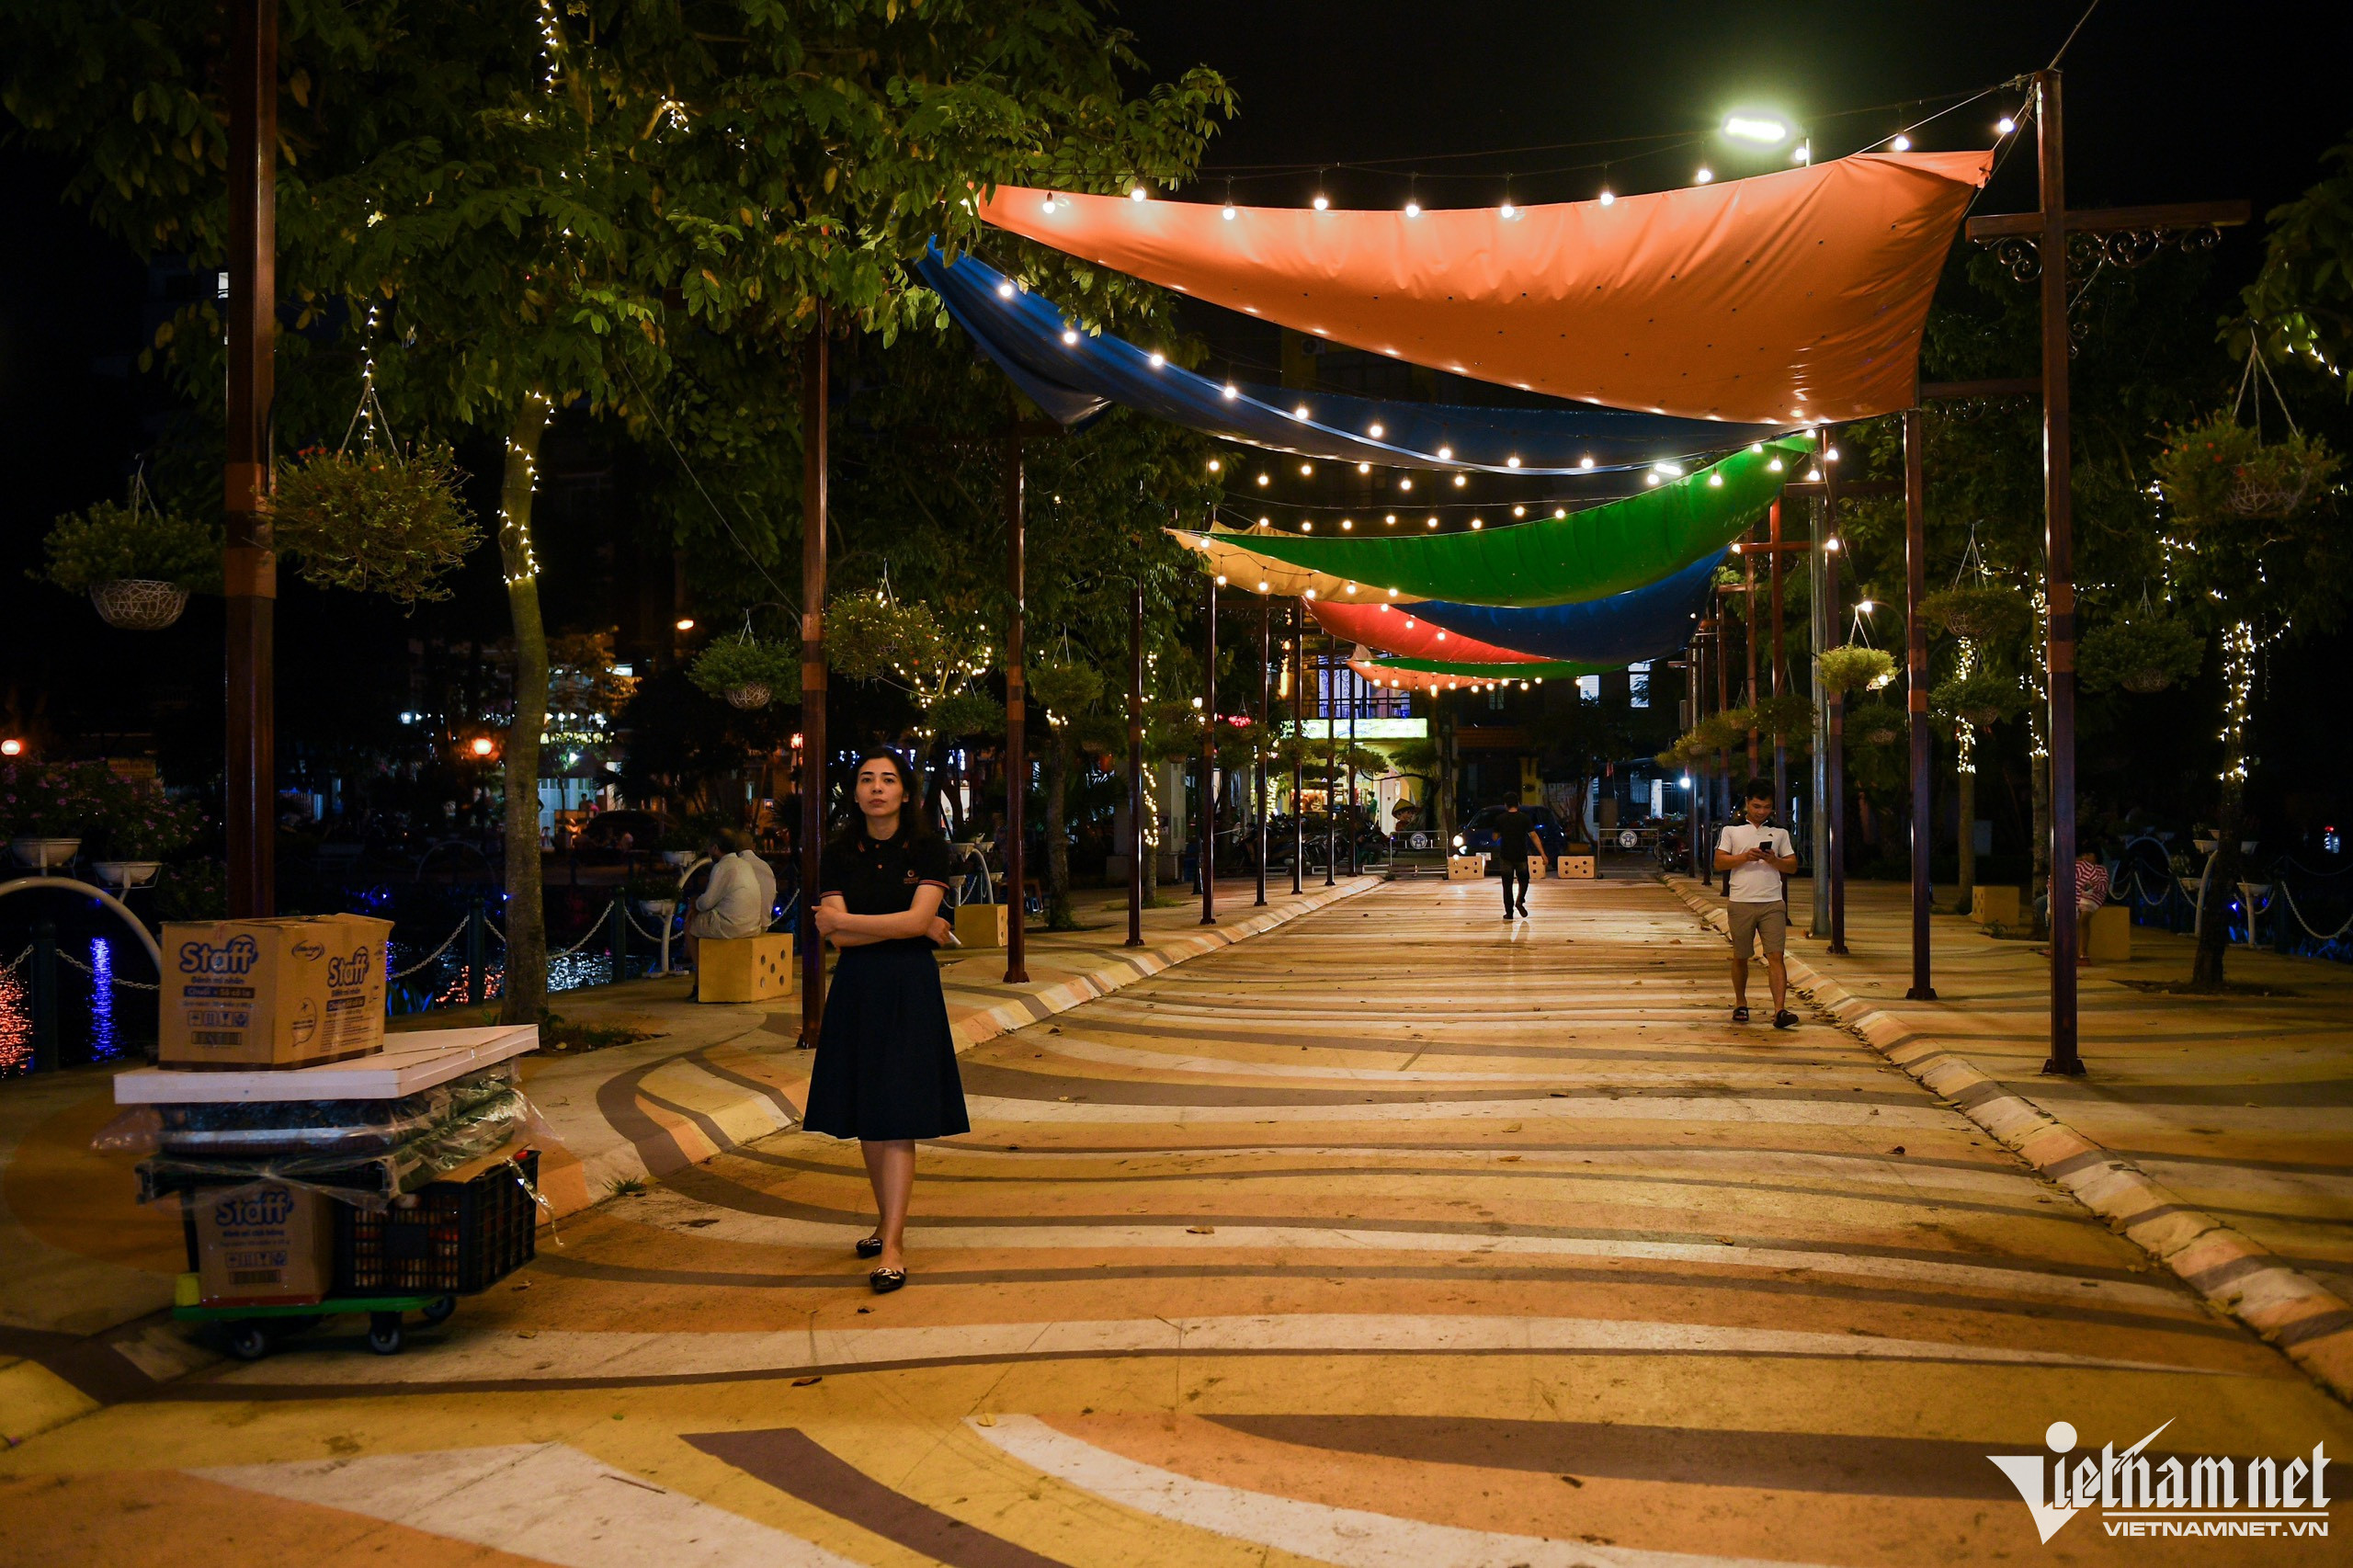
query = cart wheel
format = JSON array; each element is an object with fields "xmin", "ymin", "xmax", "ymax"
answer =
[
  {"xmin": 367, "ymin": 1312, "xmax": 404, "ymax": 1355},
  {"xmin": 226, "ymin": 1323, "xmax": 271, "ymax": 1362},
  {"xmin": 420, "ymin": 1295, "xmax": 457, "ymax": 1325}
]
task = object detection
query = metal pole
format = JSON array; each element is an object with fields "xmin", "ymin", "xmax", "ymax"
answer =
[
  {"xmin": 1003, "ymin": 417, "xmax": 1030, "ymax": 983},
  {"xmin": 1127, "ymin": 572, "xmax": 1145, "ymax": 947},
  {"xmin": 1823, "ymin": 441, "xmax": 1847, "ymax": 956},
  {"xmin": 1769, "ymin": 499, "xmax": 1789, "ymax": 829},
  {"xmin": 1323, "ymin": 643, "xmax": 1336, "ymax": 887},
  {"xmin": 1688, "ymin": 628, "xmax": 1709, "ymax": 881},
  {"xmin": 1290, "ymin": 602, "xmax": 1304, "ymax": 895},
  {"xmin": 1347, "ymin": 663, "xmax": 1360, "ymax": 876},
  {"xmin": 2037, "ymin": 68, "xmax": 2083, "ymax": 1074},
  {"xmin": 1808, "ymin": 496, "xmax": 1832, "ymax": 938},
  {"xmin": 1200, "ymin": 572, "xmax": 1218, "ymax": 925},
  {"xmin": 224, "ymin": 0, "xmax": 277, "ymax": 918},
  {"xmin": 466, "ymin": 894, "xmax": 486, "ymax": 1006},
  {"xmin": 797, "ymin": 316, "xmax": 829, "ymax": 1045},
  {"xmin": 1255, "ymin": 595, "xmax": 1269, "ymax": 906},
  {"xmin": 1904, "ymin": 408, "xmax": 1938, "ymax": 1000},
  {"xmin": 1743, "ymin": 541, "xmax": 1760, "ymax": 776},
  {"xmin": 609, "ymin": 888, "xmax": 629, "ymax": 985}
]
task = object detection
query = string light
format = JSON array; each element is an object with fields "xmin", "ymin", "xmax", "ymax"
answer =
[
  {"xmin": 1129, "ymin": 185, "xmax": 1149, "ymax": 201},
  {"xmin": 1207, "ymin": 459, "xmax": 1221, "ymax": 472},
  {"xmin": 1061, "ymin": 327, "xmax": 1079, "ymax": 345},
  {"xmin": 1553, "ymin": 507, "xmax": 1567, "ymax": 517},
  {"xmin": 1887, "ymin": 133, "xmax": 1912, "ymax": 152},
  {"xmin": 1358, "ymin": 461, "xmax": 1371, "ymax": 473},
  {"xmin": 1499, "ymin": 199, "xmax": 1518, "ymax": 219},
  {"xmin": 1384, "ymin": 514, "xmax": 1397, "ymax": 525},
  {"xmin": 995, "ymin": 280, "xmax": 1016, "ymax": 300},
  {"xmin": 1222, "ymin": 383, "xmax": 1239, "ymax": 399},
  {"xmin": 1505, "ymin": 455, "xmax": 1521, "ymax": 468},
  {"xmin": 1293, "ymin": 403, "xmax": 1311, "ymax": 419},
  {"xmin": 1579, "ymin": 456, "xmax": 1595, "ymax": 470},
  {"xmin": 1340, "ymin": 518, "xmax": 1354, "ymax": 530},
  {"xmin": 1426, "ymin": 517, "xmax": 1439, "ymax": 528},
  {"xmin": 1222, "ymin": 199, "xmax": 1237, "ymax": 221},
  {"xmin": 1368, "ymin": 423, "xmax": 1385, "ymax": 438},
  {"xmin": 1694, "ymin": 166, "xmax": 1714, "ymax": 184},
  {"xmin": 1256, "ymin": 472, "xmax": 1270, "ymax": 486},
  {"xmin": 1149, "ymin": 351, "xmax": 1165, "ymax": 368},
  {"xmin": 1469, "ymin": 518, "xmax": 1483, "ymax": 530},
  {"xmin": 1404, "ymin": 199, "xmax": 1421, "ymax": 218},
  {"xmin": 1399, "ymin": 478, "xmax": 1413, "ymax": 492},
  {"xmin": 1512, "ymin": 505, "xmax": 1526, "ymax": 517},
  {"xmin": 1452, "ymin": 474, "xmax": 1468, "ymax": 488},
  {"xmin": 1996, "ymin": 115, "xmax": 2017, "ymax": 135},
  {"xmin": 1598, "ymin": 187, "xmax": 1616, "ymax": 206},
  {"xmin": 1313, "ymin": 193, "xmax": 1330, "ymax": 211},
  {"xmin": 1300, "ymin": 461, "xmax": 1314, "ymax": 475},
  {"xmin": 1301, "ymin": 520, "xmax": 1313, "ymax": 531}
]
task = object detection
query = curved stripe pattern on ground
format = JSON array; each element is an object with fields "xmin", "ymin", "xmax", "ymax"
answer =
[{"xmin": 6, "ymin": 877, "xmax": 2348, "ymax": 1568}]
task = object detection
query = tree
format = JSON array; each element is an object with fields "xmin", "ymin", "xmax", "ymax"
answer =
[{"xmin": 6, "ymin": 0, "xmax": 1230, "ymax": 1019}]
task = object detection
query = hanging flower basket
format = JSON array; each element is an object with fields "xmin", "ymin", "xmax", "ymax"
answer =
[
  {"xmin": 2079, "ymin": 610, "xmax": 2204, "ymax": 696},
  {"xmin": 1931, "ymin": 668, "xmax": 2023, "ymax": 731},
  {"xmin": 1814, "ymin": 644, "xmax": 1896, "ymax": 696},
  {"xmin": 1920, "ymin": 585, "xmax": 2030, "ymax": 643},
  {"xmin": 2154, "ymin": 414, "xmax": 2341, "ymax": 525},
  {"xmin": 41, "ymin": 478, "xmax": 220, "ymax": 627},
  {"xmin": 10, "ymin": 836, "xmax": 81, "ymax": 871},
  {"xmin": 88, "ymin": 578, "xmax": 193, "ymax": 631},
  {"xmin": 93, "ymin": 859, "xmax": 163, "ymax": 889},
  {"xmin": 270, "ymin": 444, "xmax": 479, "ymax": 605},
  {"xmin": 688, "ymin": 636, "xmax": 800, "ymax": 710}
]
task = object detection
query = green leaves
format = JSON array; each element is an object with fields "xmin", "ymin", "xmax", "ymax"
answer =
[
  {"xmin": 1814, "ymin": 645, "xmax": 1897, "ymax": 696},
  {"xmin": 687, "ymin": 636, "xmax": 801, "ymax": 702},
  {"xmin": 40, "ymin": 497, "xmax": 221, "ymax": 594},
  {"xmin": 268, "ymin": 445, "xmax": 479, "ymax": 604}
]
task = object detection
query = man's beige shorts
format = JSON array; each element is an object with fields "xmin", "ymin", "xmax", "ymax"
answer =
[{"xmin": 1727, "ymin": 901, "xmax": 1787, "ymax": 957}]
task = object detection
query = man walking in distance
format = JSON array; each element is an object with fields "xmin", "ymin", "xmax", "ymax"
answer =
[
  {"xmin": 1493, "ymin": 796, "xmax": 1544, "ymax": 919},
  {"xmin": 1714, "ymin": 778, "xmax": 1799, "ymax": 1028}
]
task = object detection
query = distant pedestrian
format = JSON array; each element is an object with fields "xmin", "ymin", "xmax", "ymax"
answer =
[
  {"xmin": 1491, "ymin": 796, "xmax": 1544, "ymax": 919},
  {"xmin": 1714, "ymin": 778, "xmax": 1799, "ymax": 1028},
  {"xmin": 801, "ymin": 749, "xmax": 964, "ymax": 1294}
]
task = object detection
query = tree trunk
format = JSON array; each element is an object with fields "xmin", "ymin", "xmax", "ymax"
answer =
[
  {"xmin": 1435, "ymin": 693, "xmax": 1457, "ymax": 844},
  {"xmin": 1142, "ymin": 771, "xmax": 1163, "ymax": 905},
  {"xmin": 1041, "ymin": 726, "xmax": 1075, "ymax": 929},
  {"xmin": 2029, "ymin": 752, "xmax": 2051, "ymax": 939},
  {"xmin": 497, "ymin": 395, "xmax": 551, "ymax": 1024},
  {"xmin": 1955, "ymin": 751, "xmax": 1977, "ymax": 916}
]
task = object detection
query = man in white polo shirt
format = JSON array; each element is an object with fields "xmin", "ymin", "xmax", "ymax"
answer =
[{"xmin": 1713, "ymin": 778, "xmax": 1800, "ymax": 1028}]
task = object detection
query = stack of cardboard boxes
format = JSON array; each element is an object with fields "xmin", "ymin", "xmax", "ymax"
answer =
[{"xmin": 156, "ymin": 915, "xmax": 391, "ymax": 1305}]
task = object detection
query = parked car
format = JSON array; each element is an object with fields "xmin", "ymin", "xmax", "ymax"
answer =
[{"xmin": 1456, "ymin": 804, "xmax": 1574, "ymax": 859}]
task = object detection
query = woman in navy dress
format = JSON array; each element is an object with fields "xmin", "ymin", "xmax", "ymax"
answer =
[{"xmin": 801, "ymin": 749, "xmax": 967, "ymax": 1292}]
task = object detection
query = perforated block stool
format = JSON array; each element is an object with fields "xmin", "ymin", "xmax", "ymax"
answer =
[
  {"xmin": 953, "ymin": 903, "xmax": 1007, "ymax": 949},
  {"xmin": 696, "ymin": 932, "xmax": 795, "ymax": 1002},
  {"xmin": 1446, "ymin": 854, "xmax": 1487, "ymax": 881},
  {"xmin": 2080, "ymin": 903, "xmax": 2131, "ymax": 963},
  {"xmin": 1556, "ymin": 854, "xmax": 1597, "ymax": 880},
  {"xmin": 1972, "ymin": 886, "xmax": 2024, "ymax": 932}
]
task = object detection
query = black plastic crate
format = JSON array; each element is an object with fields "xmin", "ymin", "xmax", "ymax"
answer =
[{"xmin": 335, "ymin": 1148, "xmax": 540, "ymax": 1295}]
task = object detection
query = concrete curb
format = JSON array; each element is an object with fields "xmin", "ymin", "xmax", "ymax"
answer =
[{"xmin": 1663, "ymin": 875, "xmax": 2353, "ymax": 1405}]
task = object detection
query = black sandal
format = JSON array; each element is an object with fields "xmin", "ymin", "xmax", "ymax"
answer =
[
  {"xmin": 869, "ymin": 1267, "xmax": 906, "ymax": 1294},
  {"xmin": 855, "ymin": 1235, "xmax": 884, "ymax": 1259},
  {"xmin": 1773, "ymin": 1010, "xmax": 1800, "ymax": 1030},
  {"xmin": 1732, "ymin": 1006, "xmax": 1750, "ymax": 1024}
]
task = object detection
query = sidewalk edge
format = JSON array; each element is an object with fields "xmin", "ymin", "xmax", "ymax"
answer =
[{"xmin": 1663, "ymin": 875, "xmax": 2353, "ymax": 1405}]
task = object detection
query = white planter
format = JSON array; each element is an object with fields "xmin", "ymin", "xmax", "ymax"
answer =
[
  {"xmin": 93, "ymin": 859, "xmax": 163, "ymax": 889},
  {"xmin": 637, "ymin": 898, "xmax": 678, "ymax": 918},
  {"xmin": 9, "ymin": 836, "xmax": 81, "ymax": 871}
]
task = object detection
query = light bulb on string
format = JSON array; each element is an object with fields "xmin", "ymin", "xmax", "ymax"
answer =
[
  {"xmin": 1597, "ymin": 186, "xmax": 1615, "ymax": 207},
  {"xmin": 1888, "ymin": 133, "xmax": 1911, "ymax": 152},
  {"xmin": 1313, "ymin": 193, "xmax": 1330, "ymax": 211},
  {"xmin": 1694, "ymin": 166, "xmax": 1713, "ymax": 184},
  {"xmin": 1452, "ymin": 473, "xmax": 1468, "ymax": 488},
  {"xmin": 1398, "ymin": 477, "xmax": 1413, "ymax": 492},
  {"xmin": 1996, "ymin": 115, "xmax": 2017, "ymax": 136},
  {"xmin": 995, "ymin": 280, "xmax": 1016, "ymax": 300},
  {"xmin": 1148, "ymin": 351, "xmax": 1165, "ymax": 368},
  {"xmin": 1129, "ymin": 185, "xmax": 1149, "ymax": 201}
]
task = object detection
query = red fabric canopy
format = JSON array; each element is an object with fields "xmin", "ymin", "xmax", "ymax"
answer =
[
  {"xmin": 1312, "ymin": 598, "xmax": 1545, "ymax": 664},
  {"xmin": 977, "ymin": 151, "xmax": 1992, "ymax": 425}
]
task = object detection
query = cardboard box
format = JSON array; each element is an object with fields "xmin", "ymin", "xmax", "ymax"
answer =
[
  {"xmin": 161, "ymin": 915, "xmax": 392, "ymax": 1069},
  {"xmin": 190, "ymin": 1182, "xmax": 334, "ymax": 1305},
  {"xmin": 1446, "ymin": 854, "xmax": 1486, "ymax": 881},
  {"xmin": 954, "ymin": 903, "xmax": 1008, "ymax": 949},
  {"xmin": 696, "ymin": 931, "xmax": 795, "ymax": 1002}
]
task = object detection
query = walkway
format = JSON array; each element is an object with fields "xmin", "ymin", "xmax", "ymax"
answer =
[
  {"xmin": 1671, "ymin": 875, "xmax": 2353, "ymax": 1398},
  {"xmin": 6, "ymin": 875, "xmax": 2346, "ymax": 1565}
]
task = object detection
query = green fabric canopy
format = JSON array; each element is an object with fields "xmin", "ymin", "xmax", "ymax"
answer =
[
  {"xmin": 1364, "ymin": 654, "xmax": 1614, "ymax": 678},
  {"xmin": 1225, "ymin": 437, "xmax": 1810, "ymax": 607}
]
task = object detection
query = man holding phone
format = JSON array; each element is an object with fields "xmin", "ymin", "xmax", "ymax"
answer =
[{"xmin": 1714, "ymin": 778, "xmax": 1800, "ymax": 1028}]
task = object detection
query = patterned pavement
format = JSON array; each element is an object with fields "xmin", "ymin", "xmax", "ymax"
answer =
[{"xmin": 4, "ymin": 874, "xmax": 2347, "ymax": 1565}]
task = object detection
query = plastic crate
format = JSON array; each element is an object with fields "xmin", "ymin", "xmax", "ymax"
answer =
[{"xmin": 335, "ymin": 1148, "xmax": 540, "ymax": 1295}]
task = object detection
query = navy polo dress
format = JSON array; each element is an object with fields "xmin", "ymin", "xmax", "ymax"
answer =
[{"xmin": 800, "ymin": 828, "xmax": 971, "ymax": 1142}]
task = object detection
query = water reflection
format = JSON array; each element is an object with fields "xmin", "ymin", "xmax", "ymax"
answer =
[{"xmin": 89, "ymin": 937, "xmax": 120, "ymax": 1062}]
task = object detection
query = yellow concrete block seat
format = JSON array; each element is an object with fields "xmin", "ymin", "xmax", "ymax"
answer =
[
  {"xmin": 1446, "ymin": 855, "xmax": 1486, "ymax": 881},
  {"xmin": 2080, "ymin": 902, "xmax": 2131, "ymax": 963},
  {"xmin": 1972, "ymin": 885, "xmax": 2024, "ymax": 931},
  {"xmin": 695, "ymin": 931, "xmax": 796, "ymax": 1002},
  {"xmin": 1556, "ymin": 854, "xmax": 1597, "ymax": 880}
]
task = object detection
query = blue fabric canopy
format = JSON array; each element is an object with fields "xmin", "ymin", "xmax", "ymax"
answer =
[
  {"xmin": 917, "ymin": 247, "xmax": 1791, "ymax": 474},
  {"xmin": 1406, "ymin": 551, "xmax": 1725, "ymax": 664}
]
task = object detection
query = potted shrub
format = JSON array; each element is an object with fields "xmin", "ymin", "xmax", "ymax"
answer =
[
  {"xmin": 688, "ymin": 636, "xmax": 801, "ymax": 710},
  {"xmin": 1814, "ymin": 645, "xmax": 1896, "ymax": 696},
  {"xmin": 2079, "ymin": 608, "xmax": 2205, "ymax": 695},
  {"xmin": 40, "ymin": 488, "xmax": 222, "ymax": 631},
  {"xmin": 270, "ymin": 443, "xmax": 480, "ymax": 605},
  {"xmin": 92, "ymin": 779, "xmax": 202, "ymax": 891},
  {"xmin": 1, "ymin": 759, "xmax": 117, "ymax": 870}
]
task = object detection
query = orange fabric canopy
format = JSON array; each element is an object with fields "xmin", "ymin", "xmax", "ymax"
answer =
[
  {"xmin": 976, "ymin": 151, "xmax": 1993, "ymax": 426},
  {"xmin": 1312, "ymin": 598, "xmax": 1545, "ymax": 664}
]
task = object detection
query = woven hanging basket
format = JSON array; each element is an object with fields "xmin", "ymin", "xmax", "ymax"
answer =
[
  {"xmin": 724, "ymin": 683, "xmax": 773, "ymax": 710},
  {"xmin": 2120, "ymin": 668, "xmax": 2175, "ymax": 695},
  {"xmin": 1864, "ymin": 724, "xmax": 1902, "ymax": 745},
  {"xmin": 89, "ymin": 578, "xmax": 190, "ymax": 631}
]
